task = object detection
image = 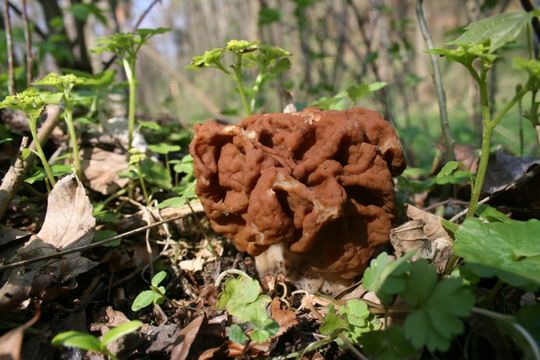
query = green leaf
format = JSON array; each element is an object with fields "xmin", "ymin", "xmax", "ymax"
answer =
[
  {"xmin": 346, "ymin": 82, "xmax": 387, "ymax": 103},
  {"xmin": 158, "ymin": 197, "xmax": 187, "ymax": 209},
  {"xmin": 249, "ymin": 327, "xmax": 275, "ymax": 343},
  {"xmin": 67, "ymin": 3, "xmax": 107, "ymax": 24},
  {"xmin": 475, "ymin": 205, "xmax": 510, "ymax": 222},
  {"xmin": 51, "ymin": 331, "xmax": 102, "ymax": 352},
  {"xmin": 138, "ymin": 120, "xmax": 162, "ymax": 131},
  {"xmin": 151, "ymin": 271, "xmax": 167, "ymax": 287},
  {"xmin": 187, "ymin": 48, "xmax": 225, "ymax": 70},
  {"xmin": 320, "ymin": 305, "xmax": 349, "ymax": 336},
  {"xmin": 339, "ymin": 299, "xmax": 369, "ymax": 328},
  {"xmin": 100, "ymin": 320, "xmax": 142, "ymax": 346},
  {"xmin": 362, "ymin": 251, "xmax": 415, "ymax": 304},
  {"xmin": 455, "ymin": 218, "xmax": 540, "ymax": 291},
  {"xmin": 258, "ymin": 7, "xmax": 281, "ymax": 26},
  {"xmin": 362, "ymin": 327, "xmax": 417, "ymax": 360},
  {"xmin": 148, "ymin": 143, "xmax": 181, "ymax": 154},
  {"xmin": 93, "ymin": 230, "xmax": 120, "ymax": 247},
  {"xmin": 217, "ymin": 276, "xmax": 274, "ymax": 325},
  {"xmin": 403, "ymin": 277, "xmax": 474, "ymax": 352},
  {"xmin": 227, "ymin": 324, "xmax": 248, "ymax": 344},
  {"xmin": 513, "ymin": 57, "xmax": 540, "ymax": 79},
  {"xmin": 131, "ymin": 290, "xmax": 158, "ymax": 311},
  {"xmin": 449, "ymin": 11, "xmax": 531, "ymax": 52},
  {"xmin": 139, "ymin": 158, "xmax": 172, "ymax": 189},
  {"xmin": 400, "ymin": 259, "xmax": 437, "ymax": 308}
]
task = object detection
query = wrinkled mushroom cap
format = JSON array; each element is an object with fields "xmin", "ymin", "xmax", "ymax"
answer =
[{"xmin": 189, "ymin": 108, "xmax": 406, "ymax": 281}]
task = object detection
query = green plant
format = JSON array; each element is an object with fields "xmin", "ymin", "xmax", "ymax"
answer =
[
  {"xmin": 92, "ymin": 28, "xmax": 169, "ymax": 151},
  {"xmin": 33, "ymin": 71, "xmax": 114, "ymax": 177},
  {"xmin": 0, "ymin": 88, "xmax": 62, "ymax": 188},
  {"xmin": 430, "ymin": 11, "xmax": 540, "ymax": 218},
  {"xmin": 309, "ymin": 82, "xmax": 387, "ymax": 110},
  {"xmin": 216, "ymin": 273, "xmax": 279, "ymax": 344},
  {"xmin": 52, "ymin": 320, "xmax": 142, "ymax": 360},
  {"xmin": 127, "ymin": 148, "xmax": 151, "ymax": 205},
  {"xmin": 187, "ymin": 39, "xmax": 291, "ymax": 116},
  {"xmin": 131, "ymin": 271, "xmax": 167, "ymax": 311},
  {"xmin": 158, "ymin": 154, "xmax": 197, "ymax": 209}
]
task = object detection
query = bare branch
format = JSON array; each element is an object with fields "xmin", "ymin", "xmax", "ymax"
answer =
[
  {"xmin": 0, "ymin": 201, "xmax": 204, "ymax": 272},
  {"xmin": 415, "ymin": 0, "xmax": 454, "ymax": 160},
  {"xmin": 21, "ymin": 0, "xmax": 32, "ymax": 86},
  {"xmin": 3, "ymin": 0, "xmax": 15, "ymax": 95}
]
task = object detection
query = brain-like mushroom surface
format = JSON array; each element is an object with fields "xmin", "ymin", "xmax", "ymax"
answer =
[{"xmin": 190, "ymin": 108, "xmax": 406, "ymax": 283}]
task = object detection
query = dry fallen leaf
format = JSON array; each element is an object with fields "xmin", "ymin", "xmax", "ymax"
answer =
[
  {"xmin": 0, "ymin": 306, "xmax": 40, "ymax": 360},
  {"xmin": 170, "ymin": 316, "xmax": 205, "ymax": 360},
  {"xmin": 82, "ymin": 147, "xmax": 129, "ymax": 195},
  {"xmin": 390, "ymin": 205, "xmax": 453, "ymax": 273},
  {"xmin": 483, "ymin": 150, "xmax": 540, "ymax": 195},
  {"xmin": 270, "ymin": 297, "xmax": 298, "ymax": 336},
  {"xmin": 0, "ymin": 175, "xmax": 96, "ymax": 311}
]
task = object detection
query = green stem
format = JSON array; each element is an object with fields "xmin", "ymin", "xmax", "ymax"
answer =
[
  {"xmin": 136, "ymin": 166, "xmax": 150, "ymax": 205},
  {"xmin": 28, "ymin": 115, "xmax": 56, "ymax": 187},
  {"xmin": 467, "ymin": 77, "xmax": 531, "ymax": 218},
  {"xmin": 63, "ymin": 95, "xmax": 81, "ymax": 177},
  {"xmin": 123, "ymin": 58, "xmax": 137, "ymax": 152},
  {"xmin": 250, "ymin": 71, "xmax": 266, "ymax": 113},
  {"xmin": 232, "ymin": 55, "xmax": 252, "ymax": 116}
]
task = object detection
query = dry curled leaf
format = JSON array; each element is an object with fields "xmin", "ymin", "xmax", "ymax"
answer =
[
  {"xmin": 0, "ymin": 175, "xmax": 96, "ymax": 311},
  {"xmin": 390, "ymin": 205, "xmax": 452, "ymax": 273},
  {"xmin": 82, "ymin": 147, "xmax": 129, "ymax": 195}
]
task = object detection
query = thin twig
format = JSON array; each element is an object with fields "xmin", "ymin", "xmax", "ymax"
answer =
[
  {"xmin": 7, "ymin": 1, "xmax": 47, "ymax": 39},
  {"xmin": 415, "ymin": 0, "xmax": 454, "ymax": 160},
  {"xmin": 133, "ymin": 0, "xmax": 161, "ymax": 29},
  {"xmin": 0, "ymin": 204, "xmax": 199, "ymax": 272},
  {"xmin": 21, "ymin": 0, "xmax": 32, "ymax": 86},
  {"xmin": 102, "ymin": 0, "xmax": 162, "ymax": 70},
  {"xmin": 449, "ymin": 196, "xmax": 491, "ymax": 223},
  {"xmin": 3, "ymin": 0, "xmax": 15, "ymax": 95}
]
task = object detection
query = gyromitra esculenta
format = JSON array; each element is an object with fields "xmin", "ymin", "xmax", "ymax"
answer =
[{"xmin": 190, "ymin": 108, "xmax": 406, "ymax": 289}]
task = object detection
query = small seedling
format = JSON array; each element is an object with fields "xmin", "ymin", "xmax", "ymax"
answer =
[
  {"xmin": 52, "ymin": 320, "xmax": 142, "ymax": 360},
  {"xmin": 188, "ymin": 39, "xmax": 291, "ymax": 116},
  {"xmin": 127, "ymin": 148, "xmax": 151, "ymax": 205},
  {"xmin": 159, "ymin": 154, "xmax": 197, "ymax": 209},
  {"xmin": 92, "ymin": 28, "xmax": 169, "ymax": 152},
  {"xmin": 216, "ymin": 274, "xmax": 279, "ymax": 344},
  {"xmin": 0, "ymin": 88, "xmax": 62, "ymax": 188},
  {"xmin": 131, "ymin": 271, "xmax": 167, "ymax": 311}
]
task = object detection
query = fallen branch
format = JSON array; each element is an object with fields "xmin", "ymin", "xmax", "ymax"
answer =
[
  {"xmin": 0, "ymin": 200, "xmax": 204, "ymax": 272},
  {"xmin": 0, "ymin": 105, "xmax": 62, "ymax": 220}
]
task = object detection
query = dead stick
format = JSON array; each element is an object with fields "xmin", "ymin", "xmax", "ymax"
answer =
[
  {"xmin": 0, "ymin": 105, "xmax": 61, "ymax": 220},
  {"xmin": 3, "ymin": 0, "xmax": 15, "ymax": 95},
  {"xmin": 0, "ymin": 201, "xmax": 204, "ymax": 272},
  {"xmin": 21, "ymin": 0, "xmax": 32, "ymax": 86}
]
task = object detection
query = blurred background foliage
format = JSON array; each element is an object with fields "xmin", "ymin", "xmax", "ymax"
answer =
[{"xmin": 0, "ymin": 0, "xmax": 537, "ymax": 168}]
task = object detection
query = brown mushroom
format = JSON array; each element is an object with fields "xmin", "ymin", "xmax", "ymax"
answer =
[{"xmin": 190, "ymin": 108, "xmax": 406, "ymax": 290}]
